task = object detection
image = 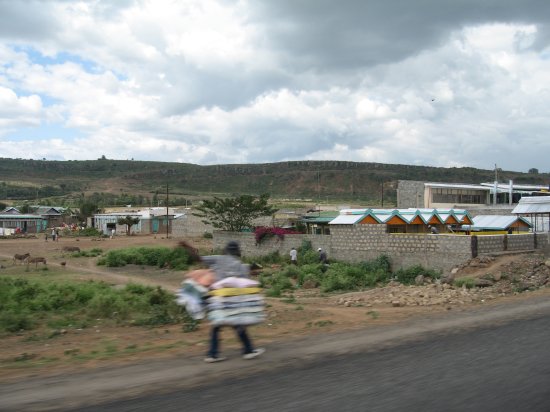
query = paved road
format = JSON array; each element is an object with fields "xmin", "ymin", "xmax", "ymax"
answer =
[
  {"xmin": 3, "ymin": 297, "xmax": 550, "ymax": 411},
  {"xmin": 73, "ymin": 307, "xmax": 550, "ymax": 412}
]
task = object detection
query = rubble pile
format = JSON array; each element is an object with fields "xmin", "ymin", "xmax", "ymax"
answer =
[{"xmin": 335, "ymin": 254, "xmax": 550, "ymax": 308}]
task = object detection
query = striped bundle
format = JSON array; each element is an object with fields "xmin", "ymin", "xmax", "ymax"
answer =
[{"xmin": 206, "ymin": 277, "xmax": 265, "ymax": 326}]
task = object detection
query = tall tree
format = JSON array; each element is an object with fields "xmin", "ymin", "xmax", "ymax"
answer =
[{"xmin": 193, "ymin": 194, "xmax": 278, "ymax": 232}]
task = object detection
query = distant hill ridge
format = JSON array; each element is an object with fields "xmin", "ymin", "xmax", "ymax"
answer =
[{"xmin": 0, "ymin": 157, "xmax": 547, "ymax": 204}]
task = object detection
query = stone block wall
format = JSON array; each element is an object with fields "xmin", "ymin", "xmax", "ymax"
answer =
[
  {"xmin": 535, "ymin": 233, "xmax": 549, "ymax": 249},
  {"xmin": 507, "ymin": 234, "xmax": 535, "ymax": 251},
  {"xmin": 330, "ymin": 225, "xmax": 471, "ymax": 273},
  {"xmin": 213, "ymin": 231, "xmax": 331, "ymax": 258},
  {"xmin": 212, "ymin": 226, "xmax": 544, "ymax": 274},
  {"xmin": 397, "ymin": 180, "xmax": 425, "ymax": 208},
  {"xmin": 476, "ymin": 235, "xmax": 506, "ymax": 254}
]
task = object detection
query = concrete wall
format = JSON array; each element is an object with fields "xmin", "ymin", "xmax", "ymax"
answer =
[
  {"xmin": 397, "ymin": 180, "xmax": 425, "ymax": 208},
  {"xmin": 329, "ymin": 225, "xmax": 472, "ymax": 273},
  {"xmin": 214, "ymin": 231, "xmax": 331, "ymax": 257},
  {"xmin": 172, "ymin": 211, "xmax": 273, "ymax": 238},
  {"xmin": 213, "ymin": 225, "xmax": 545, "ymax": 274}
]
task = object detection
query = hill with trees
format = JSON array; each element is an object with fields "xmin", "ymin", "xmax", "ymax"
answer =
[{"xmin": 1, "ymin": 157, "xmax": 548, "ymax": 208}]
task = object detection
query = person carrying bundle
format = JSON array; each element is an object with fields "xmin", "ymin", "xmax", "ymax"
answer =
[{"xmin": 177, "ymin": 240, "xmax": 265, "ymax": 363}]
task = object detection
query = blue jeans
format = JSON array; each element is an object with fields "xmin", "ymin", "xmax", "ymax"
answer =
[{"xmin": 208, "ymin": 325, "xmax": 253, "ymax": 358}]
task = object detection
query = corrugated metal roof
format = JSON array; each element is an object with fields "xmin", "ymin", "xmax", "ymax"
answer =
[
  {"xmin": 425, "ymin": 183, "xmax": 490, "ymax": 191},
  {"xmin": 467, "ymin": 215, "xmax": 532, "ymax": 230},
  {"xmin": 512, "ymin": 196, "xmax": 550, "ymax": 214},
  {"xmin": 0, "ymin": 214, "xmax": 43, "ymax": 219},
  {"xmin": 329, "ymin": 214, "xmax": 365, "ymax": 225}
]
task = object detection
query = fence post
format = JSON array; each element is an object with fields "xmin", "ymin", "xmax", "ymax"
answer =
[{"xmin": 471, "ymin": 235, "xmax": 478, "ymax": 258}]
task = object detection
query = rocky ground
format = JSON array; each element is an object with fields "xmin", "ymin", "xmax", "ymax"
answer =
[{"xmin": 332, "ymin": 253, "xmax": 550, "ymax": 308}]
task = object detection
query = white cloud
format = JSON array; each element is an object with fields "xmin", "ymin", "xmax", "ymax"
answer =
[{"xmin": 1, "ymin": 1, "xmax": 550, "ymax": 172}]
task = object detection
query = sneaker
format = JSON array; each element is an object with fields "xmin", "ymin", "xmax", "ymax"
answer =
[
  {"xmin": 243, "ymin": 348, "xmax": 265, "ymax": 360},
  {"xmin": 204, "ymin": 356, "xmax": 227, "ymax": 363}
]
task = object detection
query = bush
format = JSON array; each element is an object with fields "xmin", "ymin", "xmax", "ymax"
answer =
[
  {"xmin": 394, "ymin": 265, "xmax": 440, "ymax": 285},
  {"xmin": 96, "ymin": 247, "xmax": 192, "ymax": 270},
  {"xmin": 0, "ymin": 277, "xmax": 189, "ymax": 333},
  {"xmin": 72, "ymin": 248, "xmax": 103, "ymax": 258},
  {"xmin": 454, "ymin": 277, "xmax": 476, "ymax": 289},
  {"xmin": 78, "ymin": 227, "xmax": 102, "ymax": 237}
]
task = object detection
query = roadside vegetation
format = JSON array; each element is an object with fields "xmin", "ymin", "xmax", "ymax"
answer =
[
  {"xmin": 247, "ymin": 240, "xmax": 441, "ymax": 296},
  {"xmin": 0, "ymin": 278, "xmax": 194, "ymax": 334},
  {"xmin": 96, "ymin": 246, "xmax": 194, "ymax": 270}
]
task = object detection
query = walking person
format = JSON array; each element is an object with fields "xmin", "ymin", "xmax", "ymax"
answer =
[
  {"xmin": 290, "ymin": 247, "xmax": 298, "ymax": 265},
  {"xmin": 201, "ymin": 241, "xmax": 265, "ymax": 363},
  {"xmin": 51, "ymin": 228, "xmax": 56, "ymax": 242},
  {"xmin": 318, "ymin": 247, "xmax": 329, "ymax": 272}
]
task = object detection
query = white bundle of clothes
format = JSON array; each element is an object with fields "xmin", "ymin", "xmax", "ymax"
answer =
[{"xmin": 206, "ymin": 276, "xmax": 265, "ymax": 326}]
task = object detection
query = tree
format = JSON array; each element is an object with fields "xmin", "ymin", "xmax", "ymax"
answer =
[
  {"xmin": 193, "ymin": 194, "xmax": 278, "ymax": 232},
  {"xmin": 528, "ymin": 168, "xmax": 539, "ymax": 174},
  {"xmin": 19, "ymin": 203, "xmax": 32, "ymax": 214},
  {"xmin": 79, "ymin": 201, "xmax": 99, "ymax": 222},
  {"xmin": 117, "ymin": 215, "xmax": 140, "ymax": 235}
]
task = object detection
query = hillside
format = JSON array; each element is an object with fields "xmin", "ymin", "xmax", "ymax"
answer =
[{"xmin": 1, "ymin": 157, "xmax": 548, "ymax": 207}]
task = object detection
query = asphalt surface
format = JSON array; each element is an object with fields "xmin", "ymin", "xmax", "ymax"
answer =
[
  {"xmin": 3, "ymin": 297, "xmax": 550, "ymax": 412},
  {"xmin": 73, "ymin": 304, "xmax": 550, "ymax": 412}
]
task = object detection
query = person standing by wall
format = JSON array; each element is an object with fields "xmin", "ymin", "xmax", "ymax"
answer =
[
  {"xmin": 290, "ymin": 247, "xmax": 298, "ymax": 265},
  {"xmin": 318, "ymin": 247, "xmax": 329, "ymax": 272}
]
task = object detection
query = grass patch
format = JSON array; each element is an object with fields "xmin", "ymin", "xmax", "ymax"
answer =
[
  {"xmin": 311, "ymin": 320, "xmax": 334, "ymax": 327},
  {"xmin": 454, "ymin": 277, "xmax": 476, "ymax": 289},
  {"xmin": 0, "ymin": 277, "xmax": 195, "ymax": 334},
  {"xmin": 366, "ymin": 310, "xmax": 379, "ymax": 320},
  {"xmin": 96, "ymin": 246, "xmax": 193, "ymax": 270},
  {"xmin": 71, "ymin": 248, "xmax": 103, "ymax": 258}
]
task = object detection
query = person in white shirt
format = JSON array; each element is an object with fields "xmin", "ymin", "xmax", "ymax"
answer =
[{"xmin": 290, "ymin": 247, "xmax": 298, "ymax": 265}]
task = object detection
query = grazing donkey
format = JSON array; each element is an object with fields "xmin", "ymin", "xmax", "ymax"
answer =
[
  {"xmin": 13, "ymin": 253, "xmax": 30, "ymax": 265},
  {"xmin": 27, "ymin": 257, "xmax": 47, "ymax": 268}
]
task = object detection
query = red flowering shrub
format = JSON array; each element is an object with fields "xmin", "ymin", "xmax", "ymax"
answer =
[{"xmin": 254, "ymin": 226, "xmax": 301, "ymax": 244}]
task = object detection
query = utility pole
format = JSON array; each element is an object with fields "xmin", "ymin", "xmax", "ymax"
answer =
[{"xmin": 166, "ymin": 183, "xmax": 169, "ymax": 238}]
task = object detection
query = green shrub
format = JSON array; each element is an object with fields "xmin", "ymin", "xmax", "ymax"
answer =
[
  {"xmin": 0, "ymin": 277, "xmax": 189, "ymax": 334},
  {"xmin": 0, "ymin": 312, "xmax": 36, "ymax": 332},
  {"xmin": 78, "ymin": 227, "xmax": 102, "ymax": 237},
  {"xmin": 72, "ymin": 248, "xmax": 103, "ymax": 258},
  {"xmin": 245, "ymin": 251, "xmax": 284, "ymax": 266},
  {"xmin": 454, "ymin": 277, "xmax": 476, "ymax": 289},
  {"xmin": 299, "ymin": 249, "xmax": 322, "ymax": 265},
  {"xmin": 96, "ymin": 247, "xmax": 192, "ymax": 270},
  {"xmin": 319, "ymin": 259, "xmax": 392, "ymax": 293},
  {"xmin": 394, "ymin": 265, "xmax": 440, "ymax": 285}
]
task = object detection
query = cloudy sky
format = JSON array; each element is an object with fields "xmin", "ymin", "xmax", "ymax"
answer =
[{"xmin": 1, "ymin": 0, "xmax": 549, "ymax": 172}]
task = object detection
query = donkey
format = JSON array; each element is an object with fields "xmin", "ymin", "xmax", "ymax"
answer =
[
  {"xmin": 13, "ymin": 253, "xmax": 30, "ymax": 265},
  {"xmin": 27, "ymin": 257, "xmax": 47, "ymax": 268}
]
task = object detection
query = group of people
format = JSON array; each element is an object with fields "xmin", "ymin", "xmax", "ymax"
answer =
[
  {"xmin": 45, "ymin": 228, "xmax": 60, "ymax": 242},
  {"xmin": 289, "ymin": 246, "xmax": 328, "ymax": 266}
]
